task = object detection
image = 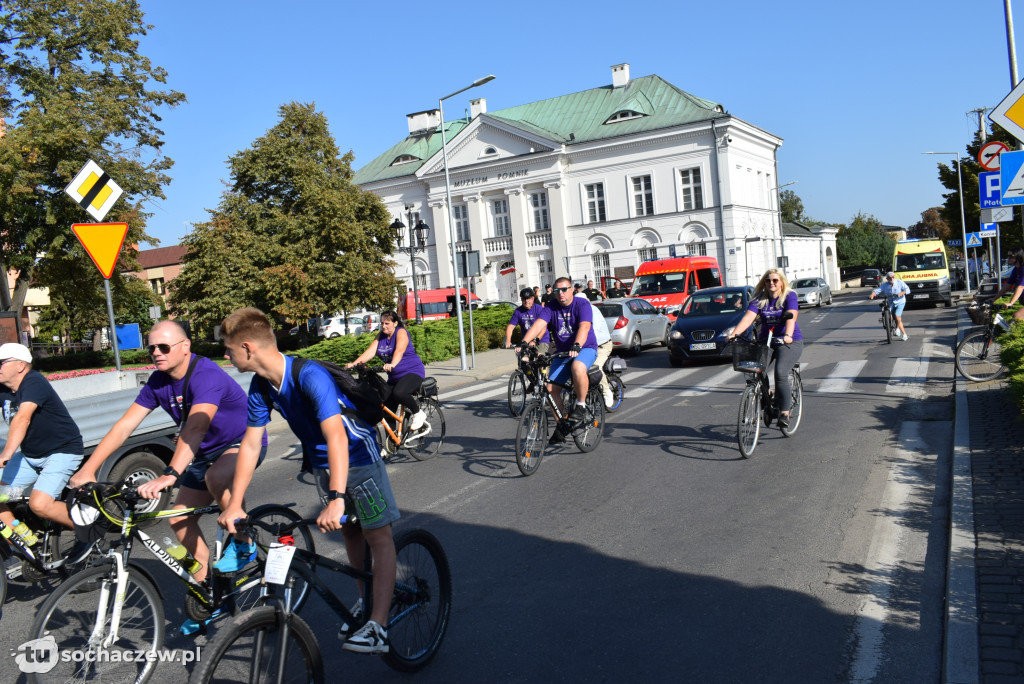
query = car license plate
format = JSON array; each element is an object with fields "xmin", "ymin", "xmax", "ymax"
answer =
[
  {"xmin": 690, "ymin": 342, "xmax": 717, "ymax": 351},
  {"xmin": 913, "ymin": 294, "xmax": 929, "ymax": 299}
]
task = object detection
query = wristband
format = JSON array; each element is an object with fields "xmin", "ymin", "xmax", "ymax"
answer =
[
  {"xmin": 326, "ymin": 490, "xmax": 345, "ymax": 501},
  {"xmin": 162, "ymin": 466, "xmax": 182, "ymax": 485}
]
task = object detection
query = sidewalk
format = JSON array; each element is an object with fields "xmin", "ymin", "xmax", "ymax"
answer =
[{"xmin": 421, "ymin": 347, "xmax": 519, "ymax": 393}]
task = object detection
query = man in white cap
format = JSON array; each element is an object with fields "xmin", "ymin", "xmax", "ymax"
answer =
[
  {"xmin": 0, "ymin": 343, "xmax": 84, "ymax": 533},
  {"xmin": 869, "ymin": 272, "xmax": 911, "ymax": 341}
]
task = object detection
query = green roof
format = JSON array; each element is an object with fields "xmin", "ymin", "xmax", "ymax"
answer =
[{"xmin": 353, "ymin": 74, "xmax": 727, "ymax": 186}]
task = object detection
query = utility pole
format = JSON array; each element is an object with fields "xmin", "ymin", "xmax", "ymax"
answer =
[{"xmin": 969, "ymin": 107, "xmax": 990, "ymax": 142}]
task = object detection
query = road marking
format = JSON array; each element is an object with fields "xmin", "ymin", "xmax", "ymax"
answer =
[
  {"xmin": 444, "ymin": 380, "xmax": 504, "ymax": 402},
  {"xmin": 677, "ymin": 367, "xmax": 738, "ymax": 397},
  {"xmin": 815, "ymin": 360, "xmax": 868, "ymax": 394},
  {"xmin": 886, "ymin": 357, "xmax": 930, "ymax": 397},
  {"xmin": 628, "ymin": 368, "xmax": 698, "ymax": 399}
]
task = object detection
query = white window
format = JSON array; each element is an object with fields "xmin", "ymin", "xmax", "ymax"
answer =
[
  {"xmin": 687, "ymin": 242, "xmax": 707, "ymax": 256},
  {"xmin": 592, "ymin": 253, "xmax": 610, "ymax": 278},
  {"xmin": 149, "ymin": 278, "xmax": 165, "ymax": 295},
  {"xmin": 537, "ymin": 258, "xmax": 553, "ymax": 281},
  {"xmin": 638, "ymin": 246, "xmax": 657, "ymax": 262},
  {"xmin": 492, "ymin": 199, "xmax": 510, "ymax": 237},
  {"xmin": 390, "ymin": 154, "xmax": 418, "ymax": 166},
  {"xmin": 452, "ymin": 205, "xmax": 470, "ymax": 242},
  {"xmin": 585, "ymin": 183, "xmax": 606, "ymax": 223},
  {"xmin": 530, "ymin": 192, "xmax": 550, "ymax": 231},
  {"xmin": 680, "ymin": 168, "xmax": 704, "ymax": 211},
  {"xmin": 632, "ymin": 175, "xmax": 653, "ymax": 216},
  {"xmin": 604, "ymin": 110, "xmax": 644, "ymax": 124},
  {"xmin": 415, "ymin": 272, "xmax": 429, "ymax": 289}
]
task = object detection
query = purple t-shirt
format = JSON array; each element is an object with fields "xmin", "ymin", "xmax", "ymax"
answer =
[
  {"xmin": 136, "ymin": 355, "xmax": 262, "ymax": 455},
  {"xmin": 509, "ymin": 303, "xmax": 550, "ymax": 342},
  {"xmin": 539, "ymin": 296, "xmax": 598, "ymax": 352},
  {"xmin": 1008, "ymin": 266, "xmax": 1024, "ymax": 288},
  {"xmin": 376, "ymin": 327, "xmax": 425, "ymax": 381},
  {"xmin": 747, "ymin": 291, "xmax": 803, "ymax": 341}
]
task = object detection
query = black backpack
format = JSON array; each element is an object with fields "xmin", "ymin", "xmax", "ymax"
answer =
[{"xmin": 258, "ymin": 357, "xmax": 385, "ymax": 431}]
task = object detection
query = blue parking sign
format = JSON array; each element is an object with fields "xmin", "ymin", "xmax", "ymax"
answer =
[{"xmin": 980, "ymin": 172, "xmax": 1002, "ymax": 208}]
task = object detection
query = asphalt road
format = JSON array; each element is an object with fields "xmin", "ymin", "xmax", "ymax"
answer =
[{"xmin": 0, "ymin": 289, "xmax": 956, "ymax": 682}]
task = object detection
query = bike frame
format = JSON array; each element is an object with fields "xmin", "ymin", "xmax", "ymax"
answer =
[{"xmin": 1, "ymin": 496, "xmax": 78, "ymax": 575}]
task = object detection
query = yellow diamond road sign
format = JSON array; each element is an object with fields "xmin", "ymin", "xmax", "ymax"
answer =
[{"xmin": 64, "ymin": 160, "xmax": 122, "ymax": 221}]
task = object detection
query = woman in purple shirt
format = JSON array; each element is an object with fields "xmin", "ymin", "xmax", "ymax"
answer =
[
  {"xmin": 996, "ymin": 247, "xmax": 1024, "ymax": 322},
  {"xmin": 729, "ymin": 269, "xmax": 803, "ymax": 428},
  {"xmin": 347, "ymin": 311, "xmax": 428, "ymax": 431}
]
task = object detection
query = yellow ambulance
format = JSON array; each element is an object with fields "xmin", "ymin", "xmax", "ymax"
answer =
[{"xmin": 892, "ymin": 239, "xmax": 952, "ymax": 307}]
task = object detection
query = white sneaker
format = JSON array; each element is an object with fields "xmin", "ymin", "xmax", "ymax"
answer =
[
  {"xmin": 343, "ymin": 619, "xmax": 389, "ymax": 654},
  {"xmin": 409, "ymin": 410, "xmax": 427, "ymax": 431},
  {"xmin": 603, "ymin": 386, "xmax": 614, "ymax": 408},
  {"xmin": 901, "ymin": 333, "xmax": 909, "ymax": 341}
]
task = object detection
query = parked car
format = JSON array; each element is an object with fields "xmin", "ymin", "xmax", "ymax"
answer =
[
  {"xmin": 319, "ymin": 316, "xmax": 365, "ymax": 338},
  {"xmin": 667, "ymin": 286, "xmax": 755, "ymax": 367},
  {"xmin": 595, "ymin": 297, "xmax": 671, "ymax": 355},
  {"xmin": 861, "ymin": 269, "xmax": 882, "ymax": 288},
  {"xmin": 791, "ymin": 277, "xmax": 833, "ymax": 307},
  {"xmin": 472, "ymin": 300, "xmax": 517, "ymax": 310}
]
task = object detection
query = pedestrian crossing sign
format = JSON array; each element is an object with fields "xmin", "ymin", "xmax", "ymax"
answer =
[
  {"xmin": 966, "ymin": 232, "xmax": 983, "ymax": 248},
  {"xmin": 1000, "ymin": 151, "xmax": 1024, "ymax": 206}
]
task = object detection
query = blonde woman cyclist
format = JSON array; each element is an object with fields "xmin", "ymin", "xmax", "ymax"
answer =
[{"xmin": 728, "ymin": 269, "xmax": 803, "ymax": 428}]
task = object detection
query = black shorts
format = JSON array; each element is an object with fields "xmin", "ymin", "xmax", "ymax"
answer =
[{"xmin": 180, "ymin": 441, "xmax": 267, "ymax": 491}]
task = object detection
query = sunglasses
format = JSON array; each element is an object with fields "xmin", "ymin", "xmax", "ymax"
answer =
[
  {"xmin": 147, "ymin": 340, "xmax": 186, "ymax": 355},
  {"xmin": 767, "ymin": 278, "xmax": 781, "ymax": 284},
  {"xmin": 553, "ymin": 286, "xmax": 571, "ymax": 293}
]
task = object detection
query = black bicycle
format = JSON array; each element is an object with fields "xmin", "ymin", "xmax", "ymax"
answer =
[
  {"xmin": 507, "ymin": 346, "xmax": 539, "ymax": 417},
  {"xmin": 878, "ymin": 294, "xmax": 901, "ymax": 344},
  {"xmin": 729, "ymin": 325, "xmax": 803, "ymax": 458},
  {"xmin": 189, "ymin": 513, "xmax": 452, "ymax": 683},
  {"xmin": 29, "ymin": 484, "xmax": 314, "ymax": 684},
  {"xmin": 956, "ymin": 300, "xmax": 1011, "ymax": 382},
  {"xmin": 514, "ymin": 348, "xmax": 605, "ymax": 476}
]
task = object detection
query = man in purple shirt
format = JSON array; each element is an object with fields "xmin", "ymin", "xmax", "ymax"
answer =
[
  {"xmin": 71, "ymin": 320, "xmax": 265, "ymax": 587},
  {"xmin": 518, "ymin": 276, "xmax": 598, "ymax": 444}
]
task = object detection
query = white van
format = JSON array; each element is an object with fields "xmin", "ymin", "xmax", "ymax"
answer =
[{"xmin": 319, "ymin": 316, "xmax": 365, "ymax": 338}]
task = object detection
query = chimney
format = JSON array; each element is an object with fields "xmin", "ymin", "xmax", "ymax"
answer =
[
  {"xmin": 611, "ymin": 63, "xmax": 630, "ymax": 88},
  {"xmin": 406, "ymin": 109, "xmax": 442, "ymax": 135},
  {"xmin": 470, "ymin": 98, "xmax": 487, "ymax": 118}
]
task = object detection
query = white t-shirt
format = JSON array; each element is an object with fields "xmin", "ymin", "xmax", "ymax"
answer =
[{"xmin": 576, "ymin": 293, "xmax": 611, "ymax": 345}]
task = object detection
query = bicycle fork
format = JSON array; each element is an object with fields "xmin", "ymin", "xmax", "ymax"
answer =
[{"xmin": 96, "ymin": 553, "xmax": 129, "ymax": 648}]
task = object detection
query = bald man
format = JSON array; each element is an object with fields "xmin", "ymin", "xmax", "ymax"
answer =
[{"xmin": 71, "ymin": 321, "xmax": 266, "ymax": 590}]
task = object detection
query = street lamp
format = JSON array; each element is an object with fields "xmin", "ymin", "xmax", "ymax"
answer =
[
  {"xmin": 391, "ymin": 217, "xmax": 430, "ymax": 324},
  {"xmin": 769, "ymin": 180, "xmax": 798, "ymax": 276},
  {"xmin": 923, "ymin": 152, "xmax": 971, "ymax": 296},
  {"xmin": 440, "ymin": 75, "xmax": 496, "ymax": 371}
]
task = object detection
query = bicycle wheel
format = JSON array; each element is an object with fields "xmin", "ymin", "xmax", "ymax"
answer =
[
  {"xmin": 187, "ymin": 606, "xmax": 323, "ymax": 684},
  {"xmin": 404, "ymin": 397, "xmax": 445, "ymax": 461},
  {"xmin": 883, "ymin": 309, "xmax": 892, "ymax": 344},
  {"xmin": 242, "ymin": 504, "xmax": 316, "ymax": 615},
  {"xmin": 737, "ymin": 383, "xmax": 762, "ymax": 458},
  {"xmin": 0, "ymin": 558, "xmax": 7, "ymax": 619},
  {"xmin": 383, "ymin": 528, "xmax": 453, "ymax": 673},
  {"xmin": 956, "ymin": 329, "xmax": 1006, "ymax": 382},
  {"xmin": 605, "ymin": 376, "xmax": 624, "ymax": 413},
  {"xmin": 507, "ymin": 370, "xmax": 528, "ymax": 417},
  {"xmin": 780, "ymin": 371, "xmax": 803, "ymax": 437},
  {"xmin": 30, "ymin": 563, "xmax": 165, "ymax": 684},
  {"xmin": 515, "ymin": 400, "xmax": 548, "ymax": 476},
  {"xmin": 573, "ymin": 387, "xmax": 605, "ymax": 452}
]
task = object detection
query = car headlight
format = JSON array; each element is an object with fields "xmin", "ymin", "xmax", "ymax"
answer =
[
  {"xmin": 665, "ymin": 306, "xmax": 680, "ymax": 316},
  {"xmin": 807, "ymin": 292, "xmax": 817, "ymax": 300},
  {"xmin": 670, "ymin": 330, "xmax": 684, "ymax": 340},
  {"xmin": 938, "ymin": 276, "xmax": 949, "ymax": 287},
  {"xmin": 718, "ymin": 326, "xmax": 735, "ymax": 339}
]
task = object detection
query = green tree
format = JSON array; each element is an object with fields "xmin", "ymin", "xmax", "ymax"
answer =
[
  {"xmin": 836, "ymin": 212, "xmax": 894, "ymax": 268},
  {"xmin": 779, "ymin": 189, "xmax": 805, "ymax": 223},
  {"xmin": 0, "ymin": 1, "xmax": 185, "ymax": 321},
  {"xmin": 906, "ymin": 207, "xmax": 950, "ymax": 240},
  {"xmin": 169, "ymin": 102, "xmax": 400, "ymax": 333}
]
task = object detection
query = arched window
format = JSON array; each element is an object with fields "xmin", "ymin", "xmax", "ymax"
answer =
[
  {"xmin": 479, "ymin": 146, "xmax": 498, "ymax": 158},
  {"xmin": 604, "ymin": 110, "xmax": 645, "ymax": 124},
  {"xmin": 631, "ymin": 229, "xmax": 661, "ymax": 263},
  {"xmin": 390, "ymin": 154, "xmax": 419, "ymax": 166},
  {"xmin": 679, "ymin": 223, "xmax": 711, "ymax": 257}
]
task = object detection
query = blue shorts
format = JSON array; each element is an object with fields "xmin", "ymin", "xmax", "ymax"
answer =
[
  {"xmin": 312, "ymin": 459, "xmax": 400, "ymax": 531},
  {"xmin": 180, "ymin": 441, "xmax": 267, "ymax": 491},
  {"xmin": 1, "ymin": 451, "xmax": 84, "ymax": 500},
  {"xmin": 890, "ymin": 298, "xmax": 906, "ymax": 317},
  {"xmin": 549, "ymin": 347, "xmax": 598, "ymax": 386}
]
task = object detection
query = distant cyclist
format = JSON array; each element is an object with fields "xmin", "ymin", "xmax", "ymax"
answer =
[
  {"xmin": 869, "ymin": 271, "xmax": 910, "ymax": 341},
  {"xmin": 729, "ymin": 269, "xmax": 803, "ymax": 429},
  {"xmin": 504, "ymin": 287, "xmax": 551, "ymax": 391},
  {"xmin": 995, "ymin": 247, "xmax": 1024, "ymax": 322}
]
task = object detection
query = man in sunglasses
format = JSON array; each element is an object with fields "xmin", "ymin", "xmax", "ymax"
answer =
[
  {"xmin": 71, "ymin": 321, "xmax": 266, "ymax": 599},
  {"xmin": 0, "ymin": 343, "xmax": 84, "ymax": 537},
  {"xmin": 869, "ymin": 271, "xmax": 910, "ymax": 341},
  {"xmin": 518, "ymin": 276, "xmax": 599, "ymax": 444}
]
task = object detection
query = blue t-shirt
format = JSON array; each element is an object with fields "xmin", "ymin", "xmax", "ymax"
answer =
[
  {"xmin": 136, "ymin": 355, "xmax": 264, "ymax": 455},
  {"xmin": 509, "ymin": 303, "xmax": 550, "ymax": 342},
  {"xmin": 539, "ymin": 296, "xmax": 598, "ymax": 352},
  {"xmin": 747, "ymin": 290, "xmax": 803, "ymax": 341},
  {"xmin": 246, "ymin": 355, "xmax": 380, "ymax": 469}
]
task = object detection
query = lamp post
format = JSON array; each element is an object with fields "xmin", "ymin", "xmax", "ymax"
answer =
[
  {"xmin": 440, "ymin": 75, "xmax": 495, "ymax": 371},
  {"xmin": 391, "ymin": 217, "xmax": 430, "ymax": 324},
  {"xmin": 923, "ymin": 152, "xmax": 971, "ymax": 296},
  {"xmin": 769, "ymin": 180, "xmax": 798, "ymax": 277}
]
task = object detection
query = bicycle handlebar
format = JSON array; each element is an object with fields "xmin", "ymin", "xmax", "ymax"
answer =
[{"xmin": 237, "ymin": 513, "xmax": 358, "ymax": 536}]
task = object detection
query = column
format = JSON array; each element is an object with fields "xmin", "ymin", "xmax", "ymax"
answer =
[
  {"xmin": 544, "ymin": 180, "xmax": 570, "ymax": 280},
  {"xmin": 464, "ymin": 193, "xmax": 495, "ymax": 300},
  {"xmin": 429, "ymin": 200, "xmax": 455, "ymax": 288},
  {"xmin": 506, "ymin": 186, "xmax": 530, "ymax": 298}
]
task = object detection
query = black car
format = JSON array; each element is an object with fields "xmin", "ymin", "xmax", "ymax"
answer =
[
  {"xmin": 667, "ymin": 286, "xmax": 755, "ymax": 367},
  {"xmin": 861, "ymin": 269, "xmax": 882, "ymax": 288}
]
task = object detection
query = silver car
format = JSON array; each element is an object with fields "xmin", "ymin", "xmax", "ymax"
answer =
[
  {"xmin": 595, "ymin": 297, "xmax": 671, "ymax": 355},
  {"xmin": 791, "ymin": 277, "xmax": 833, "ymax": 308}
]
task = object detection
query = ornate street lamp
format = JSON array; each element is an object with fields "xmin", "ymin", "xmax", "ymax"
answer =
[{"xmin": 392, "ymin": 217, "xmax": 430, "ymax": 324}]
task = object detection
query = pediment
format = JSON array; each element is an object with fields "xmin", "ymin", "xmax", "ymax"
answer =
[{"xmin": 419, "ymin": 116, "xmax": 558, "ymax": 176}]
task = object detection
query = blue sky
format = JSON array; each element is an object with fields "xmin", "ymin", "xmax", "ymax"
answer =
[{"xmin": 134, "ymin": 0, "xmax": 1019, "ymax": 248}]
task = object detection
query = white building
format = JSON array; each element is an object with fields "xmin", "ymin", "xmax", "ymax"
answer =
[{"xmin": 354, "ymin": 64, "xmax": 837, "ymax": 302}]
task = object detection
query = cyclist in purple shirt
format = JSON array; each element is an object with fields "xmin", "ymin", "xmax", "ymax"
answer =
[
  {"xmin": 71, "ymin": 320, "xmax": 266, "ymax": 587},
  {"xmin": 996, "ymin": 247, "xmax": 1024, "ymax": 322},
  {"xmin": 729, "ymin": 269, "xmax": 803, "ymax": 429},
  {"xmin": 504, "ymin": 287, "xmax": 551, "ymax": 353},
  {"xmin": 518, "ymin": 276, "xmax": 598, "ymax": 444}
]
